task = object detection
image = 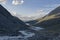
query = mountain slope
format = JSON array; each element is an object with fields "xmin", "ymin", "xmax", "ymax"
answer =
[
  {"xmin": 0, "ymin": 5, "xmax": 29, "ymax": 35},
  {"xmin": 34, "ymin": 6, "xmax": 60, "ymax": 29}
]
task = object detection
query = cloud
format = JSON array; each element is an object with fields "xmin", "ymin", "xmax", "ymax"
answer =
[
  {"xmin": 0, "ymin": 0, "xmax": 6, "ymax": 4},
  {"xmin": 31, "ymin": 9, "xmax": 48, "ymax": 18},
  {"xmin": 12, "ymin": 0, "xmax": 24, "ymax": 5},
  {"xmin": 0, "ymin": 0, "xmax": 6, "ymax": 2},
  {"xmin": 24, "ymin": 9, "xmax": 47, "ymax": 19},
  {"xmin": 36, "ymin": 9, "xmax": 46, "ymax": 15}
]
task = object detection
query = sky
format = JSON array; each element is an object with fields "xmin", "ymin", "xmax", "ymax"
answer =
[{"xmin": 0, "ymin": 0, "xmax": 60, "ymax": 17}]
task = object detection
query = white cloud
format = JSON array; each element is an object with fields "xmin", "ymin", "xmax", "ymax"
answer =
[
  {"xmin": 35, "ymin": 9, "xmax": 46, "ymax": 16},
  {"xmin": 12, "ymin": 0, "xmax": 24, "ymax": 5},
  {"xmin": 37, "ymin": 10, "xmax": 44, "ymax": 13},
  {"xmin": 30, "ymin": 9, "xmax": 48, "ymax": 19},
  {"xmin": 0, "ymin": 0, "xmax": 6, "ymax": 2},
  {"xmin": 36, "ymin": 4, "xmax": 60, "ymax": 17},
  {"xmin": 0, "ymin": 0, "xmax": 6, "ymax": 4}
]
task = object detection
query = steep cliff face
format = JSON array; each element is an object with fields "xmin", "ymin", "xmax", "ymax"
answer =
[{"xmin": 0, "ymin": 5, "xmax": 29, "ymax": 35}]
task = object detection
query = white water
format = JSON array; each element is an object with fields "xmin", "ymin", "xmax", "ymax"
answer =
[
  {"xmin": 26, "ymin": 23, "xmax": 44, "ymax": 31},
  {"xmin": 0, "ymin": 23, "xmax": 44, "ymax": 40},
  {"xmin": 0, "ymin": 36, "xmax": 24, "ymax": 40},
  {"xmin": 0, "ymin": 30, "xmax": 35, "ymax": 40},
  {"xmin": 31, "ymin": 27, "xmax": 44, "ymax": 31},
  {"xmin": 19, "ymin": 30, "xmax": 35, "ymax": 38}
]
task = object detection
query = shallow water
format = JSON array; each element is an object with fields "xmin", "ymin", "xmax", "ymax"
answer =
[
  {"xmin": 0, "ymin": 30, "xmax": 35, "ymax": 40},
  {"xmin": 31, "ymin": 27, "xmax": 44, "ymax": 31},
  {"xmin": 0, "ymin": 25, "xmax": 44, "ymax": 40}
]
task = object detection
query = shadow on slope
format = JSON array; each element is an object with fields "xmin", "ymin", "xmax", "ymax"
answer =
[{"xmin": 0, "ymin": 4, "xmax": 30, "ymax": 36}]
